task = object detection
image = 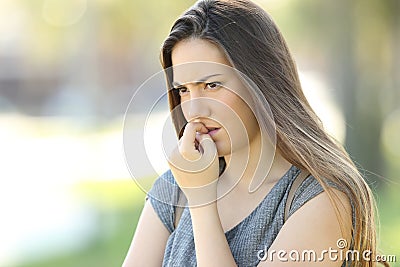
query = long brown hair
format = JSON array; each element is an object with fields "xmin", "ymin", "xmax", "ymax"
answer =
[{"xmin": 160, "ymin": 0, "xmax": 387, "ymax": 266}]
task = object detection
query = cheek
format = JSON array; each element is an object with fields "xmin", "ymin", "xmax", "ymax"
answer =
[
  {"xmin": 229, "ymin": 98, "xmax": 259, "ymax": 136},
  {"xmin": 181, "ymin": 107, "xmax": 188, "ymax": 121},
  {"xmin": 224, "ymin": 94, "xmax": 255, "ymax": 122},
  {"xmin": 179, "ymin": 99, "xmax": 190, "ymax": 120}
]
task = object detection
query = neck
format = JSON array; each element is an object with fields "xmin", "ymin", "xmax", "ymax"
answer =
[{"xmin": 220, "ymin": 131, "xmax": 291, "ymax": 194}]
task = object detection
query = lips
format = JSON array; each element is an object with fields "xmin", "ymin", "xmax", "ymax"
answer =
[
  {"xmin": 206, "ymin": 126, "xmax": 220, "ymax": 135},
  {"xmin": 206, "ymin": 127, "xmax": 218, "ymax": 131},
  {"xmin": 190, "ymin": 119, "xmax": 221, "ymax": 135}
]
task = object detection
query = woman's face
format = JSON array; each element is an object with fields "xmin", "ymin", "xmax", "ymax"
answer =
[{"xmin": 171, "ymin": 38, "xmax": 260, "ymax": 156}]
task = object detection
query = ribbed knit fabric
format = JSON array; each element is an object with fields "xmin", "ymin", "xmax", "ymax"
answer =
[{"xmin": 146, "ymin": 165, "xmax": 352, "ymax": 266}]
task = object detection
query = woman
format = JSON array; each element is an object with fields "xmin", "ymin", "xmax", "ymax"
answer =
[{"xmin": 123, "ymin": 0, "xmax": 387, "ymax": 266}]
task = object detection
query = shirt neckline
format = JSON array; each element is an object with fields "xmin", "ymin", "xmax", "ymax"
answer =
[{"xmin": 223, "ymin": 165, "xmax": 299, "ymax": 234}]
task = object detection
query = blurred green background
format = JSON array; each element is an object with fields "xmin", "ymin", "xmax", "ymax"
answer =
[{"xmin": 0, "ymin": 0, "xmax": 399, "ymax": 266}]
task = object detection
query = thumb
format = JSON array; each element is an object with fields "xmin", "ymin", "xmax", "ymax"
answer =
[{"xmin": 196, "ymin": 133, "xmax": 217, "ymax": 160}]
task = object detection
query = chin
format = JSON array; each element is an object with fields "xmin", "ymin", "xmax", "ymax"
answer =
[{"xmin": 215, "ymin": 142, "xmax": 231, "ymax": 157}]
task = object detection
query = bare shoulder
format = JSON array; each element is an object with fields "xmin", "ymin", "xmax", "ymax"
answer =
[
  {"xmin": 122, "ymin": 200, "xmax": 170, "ymax": 267},
  {"xmin": 257, "ymin": 188, "xmax": 353, "ymax": 267}
]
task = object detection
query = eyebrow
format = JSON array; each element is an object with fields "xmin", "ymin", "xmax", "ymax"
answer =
[{"xmin": 172, "ymin": 74, "xmax": 222, "ymax": 87}]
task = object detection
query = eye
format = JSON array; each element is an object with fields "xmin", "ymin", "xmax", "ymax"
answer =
[
  {"xmin": 205, "ymin": 82, "xmax": 222, "ymax": 90},
  {"xmin": 171, "ymin": 85, "xmax": 189, "ymax": 95},
  {"xmin": 175, "ymin": 86, "xmax": 189, "ymax": 96}
]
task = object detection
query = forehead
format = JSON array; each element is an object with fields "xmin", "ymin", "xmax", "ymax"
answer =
[{"xmin": 171, "ymin": 38, "xmax": 234, "ymax": 84}]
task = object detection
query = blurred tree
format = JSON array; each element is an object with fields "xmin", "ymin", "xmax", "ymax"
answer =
[
  {"xmin": 267, "ymin": 0, "xmax": 399, "ymax": 189},
  {"xmin": 336, "ymin": 0, "xmax": 400, "ymax": 188}
]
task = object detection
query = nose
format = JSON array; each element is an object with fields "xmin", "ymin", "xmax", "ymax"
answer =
[
  {"xmin": 188, "ymin": 98, "xmax": 210, "ymax": 120},
  {"xmin": 182, "ymin": 89, "xmax": 211, "ymax": 121}
]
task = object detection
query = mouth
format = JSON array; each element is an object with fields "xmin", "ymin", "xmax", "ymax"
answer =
[{"xmin": 206, "ymin": 127, "xmax": 220, "ymax": 135}]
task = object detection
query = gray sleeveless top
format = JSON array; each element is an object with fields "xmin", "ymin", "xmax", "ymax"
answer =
[{"xmin": 146, "ymin": 165, "xmax": 352, "ymax": 266}]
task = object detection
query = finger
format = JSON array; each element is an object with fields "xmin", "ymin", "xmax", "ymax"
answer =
[
  {"xmin": 196, "ymin": 133, "xmax": 217, "ymax": 157},
  {"xmin": 180, "ymin": 122, "xmax": 208, "ymax": 153}
]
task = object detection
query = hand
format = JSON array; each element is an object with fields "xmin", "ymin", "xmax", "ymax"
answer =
[{"xmin": 167, "ymin": 122, "xmax": 220, "ymax": 206}]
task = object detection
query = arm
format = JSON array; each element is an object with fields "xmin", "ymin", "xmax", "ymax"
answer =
[
  {"xmin": 189, "ymin": 203, "xmax": 237, "ymax": 266},
  {"xmin": 122, "ymin": 200, "xmax": 170, "ymax": 267},
  {"xmin": 257, "ymin": 188, "xmax": 353, "ymax": 267},
  {"xmin": 167, "ymin": 122, "xmax": 237, "ymax": 266}
]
